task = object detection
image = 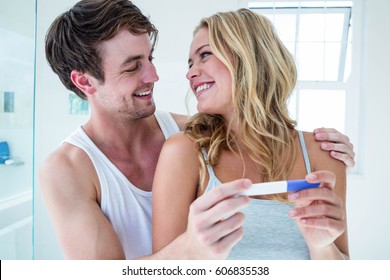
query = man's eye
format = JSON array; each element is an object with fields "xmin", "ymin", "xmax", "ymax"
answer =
[{"xmin": 125, "ymin": 64, "xmax": 139, "ymax": 73}]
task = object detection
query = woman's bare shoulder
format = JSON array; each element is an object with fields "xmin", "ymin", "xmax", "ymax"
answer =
[
  {"xmin": 300, "ymin": 130, "xmax": 345, "ymax": 173},
  {"xmin": 162, "ymin": 131, "xmax": 198, "ymax": 156}
]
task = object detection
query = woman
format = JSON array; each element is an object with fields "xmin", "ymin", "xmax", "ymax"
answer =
[{"xmin": 152, "ymin": 9, "xmax": 348, "ymax": 259}]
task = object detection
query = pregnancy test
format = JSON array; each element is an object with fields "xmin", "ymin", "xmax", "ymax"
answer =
[{"xmin": 240, "ymin": 179, "xmax": 320, "ymax": 196}]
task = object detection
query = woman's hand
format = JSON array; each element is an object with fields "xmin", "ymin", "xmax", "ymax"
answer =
[
  {"xmin": 182, "ymin": 179, "xmax": 251, "ymax": 259},
  {"xmin": 288, "ymin": 171, "xmax": 346, "ymax": 250}
]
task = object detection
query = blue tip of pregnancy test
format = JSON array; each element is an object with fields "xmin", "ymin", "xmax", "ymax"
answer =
[{"xmin": 287, "ymin": 179, "xmax": 320, "ymax": 192}]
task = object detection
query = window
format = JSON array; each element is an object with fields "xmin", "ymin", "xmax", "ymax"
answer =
[{"xmin": 249, "ymin": 1, "xmax": 353, "ymax": 134}]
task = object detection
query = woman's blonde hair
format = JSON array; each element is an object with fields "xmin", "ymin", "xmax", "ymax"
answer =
[{"xmin": 185, "ymin": 9, "xmax": 298, "ymax": 199}]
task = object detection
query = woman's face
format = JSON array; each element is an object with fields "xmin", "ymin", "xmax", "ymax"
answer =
[{"xmin": 186, "ymin": 28, "xmax": 233, "ymax": 117}]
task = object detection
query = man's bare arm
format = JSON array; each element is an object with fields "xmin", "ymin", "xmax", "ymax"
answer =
[{"xmin": 39, "ymin": 145, "xmax": 125, "ymax": 259}]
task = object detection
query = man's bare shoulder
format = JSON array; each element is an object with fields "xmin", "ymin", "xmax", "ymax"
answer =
[
  {"xmin": 39, "ymin": 143, "xmax": 98, "ymax": 199},
  {"xmin": 169, "ymin": 112, "xmax": 190, "ymax": 130},
  {"xmin": 40, "ymin": 143, "xmax": 92, "ymax": 176}
]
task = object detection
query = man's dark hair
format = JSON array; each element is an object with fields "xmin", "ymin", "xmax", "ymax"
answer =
[{"xmin": 45, "ymin": 0, "xmax": 158, "ymax": 99}]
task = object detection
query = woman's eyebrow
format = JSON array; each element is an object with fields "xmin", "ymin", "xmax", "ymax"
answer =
[{"xmin": 187, "ymin": 44, "xmax": 210, "ymax": 65}]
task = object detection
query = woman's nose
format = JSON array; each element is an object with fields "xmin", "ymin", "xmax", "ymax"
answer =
[{"xmin": 186, "ymin": 64, "xmax": 200, "ymax": 81}]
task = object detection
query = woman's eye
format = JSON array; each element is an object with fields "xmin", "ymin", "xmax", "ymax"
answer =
[{"xmin": 200, "ymin": 51, "xmax": 212, "ymax": 59}]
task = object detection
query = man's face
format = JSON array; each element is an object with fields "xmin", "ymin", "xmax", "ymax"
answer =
[{"xmin": 91, "ymin": 29, "xmax": 159, "ymax": 121}]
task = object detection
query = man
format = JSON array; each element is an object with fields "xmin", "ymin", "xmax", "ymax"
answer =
[{"xmin": 40, "ymin": 0, "xmax": 355, "ymax": 259}]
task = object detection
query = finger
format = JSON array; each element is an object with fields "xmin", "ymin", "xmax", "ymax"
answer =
[
  {"xmin": 288, "ymin": 171, "xmax": 338, "ymax": 206},
  {"xmin": 194, "ymin": 195, "xmax": 250, "ymax": 228},
  {"xmin": 193, "ymin": 179, "xmax": 252, "ymax": 212},
  {"xmin": 198, "ymin": 212, "xmax": 245, "ymax": 245},
  {"xmin": 313, "ymin": 127, "xmax": 339, "ymax": 135},
  {"xmin": 288, "ymin": 188, "xmax": 341, "ymax": 209},
  {"xmin": 330, "ymin": 151, "xmax": 355, "ymax": 169},
  {"xmin": 320, "ymin": 142, "xmax": 355, "ymax": 157},
  {"xmin": 289, "ymin": 203, "xmax": 345, "ymax": 221},
  {"xmin": 306, "ymin": 171, "xmax": 336, "ymax": 190},
  {"xmin": 314, "ymin": 128, "xmax": 351, "ymax": 146},
  {"xmin": 316, "ymin": 133, "xmax": 351, "ymax": 146},
  {"xmin": 213, "ymin": 227, "xmax": 244, "ymax": 255},
  {"xmin": 297, "ymin": 217, "xmax": 346, "ymax": 236},
  {"xmin": 319, "ymin": 142, "xmax": 355, "ymax": 169}
]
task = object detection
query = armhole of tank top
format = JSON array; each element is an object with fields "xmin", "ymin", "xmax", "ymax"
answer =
[
  {"xmin": 297, "ymin": 130, "xmax": 312, "ymax": 174},
  {"xmin": 155, "ymin": 111, "xmax": 180, "ymax": 139}
]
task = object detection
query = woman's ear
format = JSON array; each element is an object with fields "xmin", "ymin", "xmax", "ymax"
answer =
[{"xmin": 70, "ymin": 70, "xmax": 97, "ymax": 96}]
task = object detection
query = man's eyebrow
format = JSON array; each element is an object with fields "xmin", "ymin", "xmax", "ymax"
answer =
[
  {"xmin": 188, "ymin": 44, "xmax": 210, "ymax": 64},
  {"xmin": 120, "ymin": 49, "xmax": 154, "ymax": 67},
  {"xmin": 121, "ymin": 55, "xmax": 143, "ymax": 67}
]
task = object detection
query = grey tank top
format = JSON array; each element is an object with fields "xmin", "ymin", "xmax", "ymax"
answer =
[{"xmin": 202, "ymin": 130, "xmax": 311, "ymax": 259}]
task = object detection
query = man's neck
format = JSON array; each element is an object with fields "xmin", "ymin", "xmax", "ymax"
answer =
[
  {"xmin": 84, "ymin": 114, "xmax": 156, "ymax": 151},
  {"xmin": 82, "ymin": 113, "xmax": 165, "ymax": 191}
]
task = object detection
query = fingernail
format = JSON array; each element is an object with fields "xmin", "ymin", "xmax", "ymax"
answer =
[
  {"xmin": 321, "ymin": 143, "xmax": 329, "ymax": 149},
  {"xmin": 315, "ymin": 133, "xmax": 325, "ymax": 140},
  {"xmin": 288, "ymin": 192, "xmax": 299, "ymax": 200},
  {"xmin": 300, "ymin": 218, "xmax": 307, "ymax": 224},
  {"xmin": 288, "ymin": 209, "xmax": 297, "ymax": 217},
  {"xmin": 307, "ymin": 173, "xmax": 317, "ymax": 180},
  {"xmin": 243, "ymin": 179, "xmax": 252, "ymax": 188}
]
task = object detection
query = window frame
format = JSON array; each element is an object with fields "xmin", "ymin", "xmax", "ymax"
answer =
[{"xmin": 242, "ymin": 0, "xmax": 362, "ymax": 174}]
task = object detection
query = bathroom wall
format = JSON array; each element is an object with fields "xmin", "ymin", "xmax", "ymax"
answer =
[{"xmin": 0, "ymin": 0, "xmax": 35, "ymax": 259}]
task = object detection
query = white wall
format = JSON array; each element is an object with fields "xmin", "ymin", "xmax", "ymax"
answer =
[
  {"xmin": 345, "ymin": 0, "xmax": 390, "ymax": 259},
  {"xmin": 136, "ymin": 0, "xmax": 244, "ymax": 115},
  {"xmin": 32, "ymin": 0, "xmax": 390, "ymax": 260}
]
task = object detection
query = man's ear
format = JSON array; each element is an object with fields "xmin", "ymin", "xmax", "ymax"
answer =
[{"xmin": 70, "ymin": 70, "xmax": 97, "ymax": 96}]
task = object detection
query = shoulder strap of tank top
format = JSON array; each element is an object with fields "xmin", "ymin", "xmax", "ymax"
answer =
[
  {"xmin": 154, "ymin": 111, "xmax": 180, "ymax": 139},
  {"xmin": 201, "ymin": 147, "xmax": 218, "ymax": 179},
  {"xmin": 298, "ymin": 130, "xmax": 312, "ymax": 174}
]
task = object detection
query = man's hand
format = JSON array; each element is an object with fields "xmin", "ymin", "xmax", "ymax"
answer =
[{"xmin": 314, "ymin": 128, "xmax": 355, "ymax": 169}]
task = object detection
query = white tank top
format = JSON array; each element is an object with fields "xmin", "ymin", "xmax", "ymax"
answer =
[{"xmin": 63, "ymin": 111, "xmax": 180, "ymax": 259}]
